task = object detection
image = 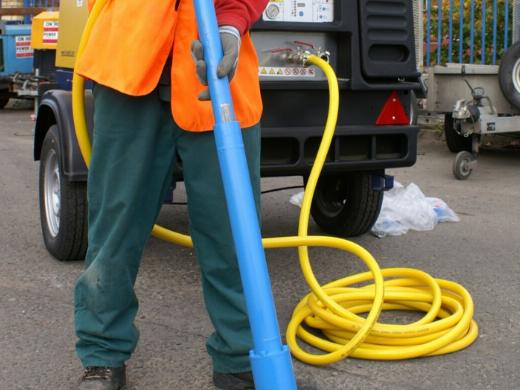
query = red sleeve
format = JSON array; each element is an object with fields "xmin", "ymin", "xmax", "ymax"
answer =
[{"xmin": 215, "ymin": 0, "xmax": 269, "ymax": 35}]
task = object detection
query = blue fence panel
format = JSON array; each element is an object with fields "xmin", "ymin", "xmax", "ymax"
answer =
[
  {"xmin": 481, "ymin": 0, "xmax": 486, "ymax": 64},
  {"xmin": 470, "ymin": 0, "xmax": 475, "ymax": 63},
  {"xmin": 425, "ymin": 0, "xmax": 513, "ymax": 66},
  {"xmin": 426, "ymin": 0, "xmax": 432, "ymax": 65},
  {"xmin": 493, "ymin": 0, "xmax": 499, "ymax": 63},
  {"xmin": 459, "ymin": 0, "xmax": 464, "ymax": 61},
  {"xmin": 437, "ymin": 0, "xmax": 442, "ymax": 64},
  {"xmin": 504, "ymin": 0, "xmax": 509, "ymax": 50},
  {"xmin": 448, "ymin": 0, "xmax": 454, "ymax": 62}
]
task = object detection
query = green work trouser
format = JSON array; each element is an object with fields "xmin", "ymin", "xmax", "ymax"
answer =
[{"xmin": 74, "ymin": 84, "xmax": 260, "ymax": 374}]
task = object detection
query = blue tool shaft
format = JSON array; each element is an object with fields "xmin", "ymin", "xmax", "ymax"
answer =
[{"xmin": 192, "ymin": 1, "xmax": 296, "ymax": 389}]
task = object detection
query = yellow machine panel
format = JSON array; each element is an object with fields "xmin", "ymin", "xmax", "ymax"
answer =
[
  {"xmin": 55, "ymin": 0, "xmax": 88, "ymax": 69},
  {"xmin": 31, "ymin": 12, "xmax": 59, "ymax": 50}
]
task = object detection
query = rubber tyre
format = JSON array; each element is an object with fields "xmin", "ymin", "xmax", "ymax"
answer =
[
  {"xmin": 499, "ymin": 41, "xmax": 520, "ymax": 109},
  {"xmin": 452, "ymin": 151, "xmax": 474, "ymax": 180},
  {"xmin": 39, "ymin": 125, "xmax": 88, "ymax": 261},
  {"xmin": 308, "ymin": 173, "xmax": 383, "ymax": 237},
  {"xmin": 444, "ymin": 113, "xmax": 471, "ymax": 153}
]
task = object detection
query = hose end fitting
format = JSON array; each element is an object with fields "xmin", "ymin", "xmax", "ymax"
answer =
[{"xmin": 286, "ymin": 48, "xmax": 331, "ymax": 67}]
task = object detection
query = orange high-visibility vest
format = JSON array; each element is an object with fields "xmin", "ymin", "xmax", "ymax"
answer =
[{"xmin": 76, "ymin": 0, "xmax": 263, "ymax": 132}]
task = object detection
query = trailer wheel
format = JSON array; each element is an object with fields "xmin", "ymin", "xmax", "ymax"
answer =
[
  {"xmin": 39, "ymin": 125, "xmax": 88, "ymax": 261},
  {"xmin": 452, "ymin": 151, "xmax": 476, "ymax": 180},
  {"xmin": 444, "ymin": 113, "xmax": 471, "ymax": 153},
  {"xmin": 307, "ymin": 173, "xmax": 383, "ymax": 237},
  {"xmin": 499, "ymin": 41, "xmax": 520, "ymax": 109}
]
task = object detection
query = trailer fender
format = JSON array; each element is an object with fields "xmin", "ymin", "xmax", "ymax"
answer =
[{"xmin": 33, "ymin": 89, "xmax": 93, "ymax": 182}]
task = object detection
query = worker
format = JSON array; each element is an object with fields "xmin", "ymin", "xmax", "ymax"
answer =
[{"xmin": 73, "ymin": 1, "xmax": 269, "ymax": 389}]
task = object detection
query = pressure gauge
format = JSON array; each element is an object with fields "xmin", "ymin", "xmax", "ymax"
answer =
[
  {"xmin": 262, "ymin": 0, "xmax": 334, "ymax": 23},
  {"xmin": 265, "ymin": 3, "xmax": 281, "ymax": 20}
]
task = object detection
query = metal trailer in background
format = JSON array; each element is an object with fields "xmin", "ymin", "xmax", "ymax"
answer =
[
  {"xmin": 421, "ymin": 0, "xmax": 520, "ymax": 179},
  {"xmin": 0, "ymin": 0, "xmax": 59, "ymax": 108}
]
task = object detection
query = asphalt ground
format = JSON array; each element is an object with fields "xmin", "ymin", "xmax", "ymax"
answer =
[{"xmin": 1, "ymin": 104, "xmax": 519, "ymax": 389}]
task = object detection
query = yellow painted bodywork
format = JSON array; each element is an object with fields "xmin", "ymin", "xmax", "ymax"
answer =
[
  {"xmin": 55, "ymin": 0, "xmax": 88, "ymax": 69},
  {"xmin": 31, "ymin": 12, "xmax": 59, "ymax": 50}
]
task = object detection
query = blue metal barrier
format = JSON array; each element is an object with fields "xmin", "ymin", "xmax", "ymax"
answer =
[{"xmin": 425, "ymin": 0, "xmax": 512, "ymax": 66}]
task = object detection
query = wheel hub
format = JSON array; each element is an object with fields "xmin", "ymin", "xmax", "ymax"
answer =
[
  {"xmin": 512, "ymin": 58, "xmax": 520, "ymax": 95},
  {"xmin": 44, "ymin": 149, "xmax": 60, "ymax": 237},
  {"xmin": 459, "ymin": 158, "xmax": 471, "ymax": 175},
  {"xmin": 315, "ymin": 177, "xmax": 348, "ymax": 217}
]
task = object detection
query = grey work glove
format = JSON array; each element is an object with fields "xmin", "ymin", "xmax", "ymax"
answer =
[{"xmin": 191, "ymin": 25, "xmax": 241, "ymax": 101}]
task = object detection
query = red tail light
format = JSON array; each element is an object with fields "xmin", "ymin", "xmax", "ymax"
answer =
[{"xmin": 376, "ymin": 91, "xmax": 410, "ymax": 125}]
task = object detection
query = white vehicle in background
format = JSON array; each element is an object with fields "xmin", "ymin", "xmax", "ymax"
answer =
[{"xmin": 421, "ymin": 0, "xmax": 520, "ymax": 179}]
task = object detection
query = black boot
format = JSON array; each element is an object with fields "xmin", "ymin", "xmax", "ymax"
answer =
[{"xmin": 78, "ymin": 366, "xmax": 126, "ymax": 390}]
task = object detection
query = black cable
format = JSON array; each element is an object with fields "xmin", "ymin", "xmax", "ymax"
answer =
[
  {"xmin": 261, "ymin": 185, "xmax": 303, "ymax": 195},
  {"xmin": 165, "ymin": 185, "xmax": 304, "ymax": 206}
]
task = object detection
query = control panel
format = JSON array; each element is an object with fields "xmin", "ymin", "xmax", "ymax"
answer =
[
  {"xmin": 252, "ymin": 31, "xmax": 336, "ymax": 81},
  {"xmin": 262, "ymin": 0, "xmax": 334, "ymax": 23}
]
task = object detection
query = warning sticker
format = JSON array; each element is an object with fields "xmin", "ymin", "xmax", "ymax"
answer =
[
  {"xmin": 15, "ymin": 36, "xmax": 33, "ymax": 58},
  {"xmin": 43, "ymin": 21, "xmax": 59, "ymax": 44},
  {"xmin": 259, "ymin": 66, "xmax": 316, "ymax": 78}
]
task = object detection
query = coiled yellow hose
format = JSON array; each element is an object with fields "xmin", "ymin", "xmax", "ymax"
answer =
[{"xmin": 72, "ymin": 0, "xmax": 478, "ymax": 366}]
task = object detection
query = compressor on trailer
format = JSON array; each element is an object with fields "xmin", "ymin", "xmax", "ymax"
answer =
[{"xmin": 34, "ymin": 0, "xmax": 423, "ymax": 262}]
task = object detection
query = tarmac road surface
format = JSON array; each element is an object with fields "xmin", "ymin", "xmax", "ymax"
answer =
[{"xmin": 1, "ymin": 105, "xmax": 519, "ymax": 389}]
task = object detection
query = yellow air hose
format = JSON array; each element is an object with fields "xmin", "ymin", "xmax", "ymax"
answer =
[{"xmin": 72, "ymin": 0, "xmax": 478, "ymax": 366}]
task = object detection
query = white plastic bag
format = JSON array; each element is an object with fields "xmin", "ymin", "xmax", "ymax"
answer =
[
  {"xmin": 426, "ymin": 197, "xmax": 460, "ymax": 223},
  {"xmin": 289, "ymin": 191, "xmax": 304, "ymax": 208},
  {"xmin": 371, "ymin": 182, "xmax": 459, "ymax": 238}
]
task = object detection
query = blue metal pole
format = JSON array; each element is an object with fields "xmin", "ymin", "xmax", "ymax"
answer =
[
  {"xmin": 492, "ymin": 0, "xmax": 498, "ymax": 64},
  {"xmin": 437, "ymin": 0, "xmax": 442, "ymax": 64},
  {"xmin": 449, "ymin": 0, "xmax": 454, "ymax": 63},
  {"xmin": 426, "ymin": 0, "xmax": 431, "ymax": 66},
  {"xmin": 505, "ymin": 0, "xmax": 510, "ymax": 52},
  {"xmin": 470, "ymin": 0, "xmax": 475, "ymax": 63},
  {"xmin": 192, "ymin": 1, "xmax": 297, "ymax": 389},
  {"xmin": 23, "ymin": 0, "xmax": 32, "ymax": 24},
  {"xmin": 482, "ymin": 0, "xmax": 487, "ymax": 64},
  {"xmin": 459, "ymin": 0, "xmax": 464, "ymax": 63}
]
